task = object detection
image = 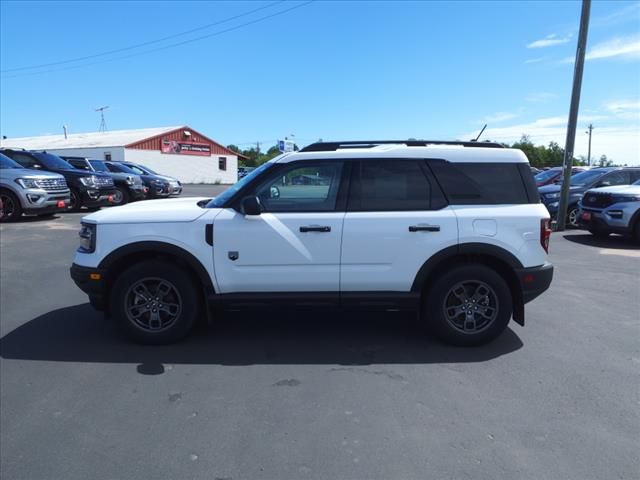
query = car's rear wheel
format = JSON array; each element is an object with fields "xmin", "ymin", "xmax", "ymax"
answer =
[
  {"xmin": 633, "ymin": 218, "xmax": 640, "ymax": 244},
  {"xmin": 0, "ymin": 190, "xmax": 22, "ymax": 222},
  {"xmin": 111, "ymin": 187, "xmax": 129, "ymax": 206},
  {"xmin": 424, "ymin": 264, "xmax": 512, "ymax": 346},
  {"xmin": 110, "ymin": 260, "xmax": 200, "ymax": 344}
]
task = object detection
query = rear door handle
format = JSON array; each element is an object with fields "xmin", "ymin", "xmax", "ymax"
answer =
[
  {"xmin": 300, "ymin": 225, "xmax": 331, "ymax": 233},
  {"xmin": 409, "ymin": 225, "xmax": 440, "ymax": 232}
]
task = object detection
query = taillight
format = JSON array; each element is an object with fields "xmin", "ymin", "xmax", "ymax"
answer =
[{"xmin": 540, "ymin": 218, "xmax": 551, "ymax": 253}]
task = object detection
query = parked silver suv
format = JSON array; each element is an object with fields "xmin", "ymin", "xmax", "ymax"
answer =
[{"xmin": 0, "ymin": 153, "xmax": 70, "ymax": 221}]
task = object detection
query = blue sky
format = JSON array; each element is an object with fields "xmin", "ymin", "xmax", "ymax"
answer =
[{"xmin": 1, "ymin": 1, "xmax": 639, "ymax": 164}]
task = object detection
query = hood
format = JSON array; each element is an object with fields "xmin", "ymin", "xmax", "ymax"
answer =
[
  {"xmin": 538, "ymin": 184, "xmax": 583, "ymax": 194},
  {"xmin": 55, "ymin": 168, "xmax": 112, "ymax": 179},
  {"xmin": 153, "ymin": 174, "xmax": 179, "ymax": 183},
  {"xmin": 100, "ymin": 171, "xmax": 141, "ymax": 184},
  {"xmin": 82, "ymin": 197, "xmax": 212, "ymax": 224},
  {"xmin": 586, "ymin": 184, "xmax": 640, "ymax": 195},
  {"xmin": 0, "ymin": 168, "xmax": 66, "ymax": 180}
]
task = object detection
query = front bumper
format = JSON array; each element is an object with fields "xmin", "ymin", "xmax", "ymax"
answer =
[
  {"xmin": 579, "ymin": 203, "xmax": 638, "ymax": 234},
  {"xmin": 19, "ymin": 187, "xmax": 70, "ymax": 214},
  {"xmin": 129, "ymin": 184, "xmax": 147, "ymax": 200},
  {"xmin": 70, "ymin": 263, "xmax": 107, "ymax": 310},
  {"xmin": 515, "ymin": 262, "xmax": 554, "ymax": 304},
  {"xmin": 80, "ymin": 188, "xmax": 116, "ymax": 208}
]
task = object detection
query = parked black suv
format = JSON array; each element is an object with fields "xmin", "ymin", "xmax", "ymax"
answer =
[
  {"xmin": 1, "ymin": 149, "xmax": 116, "ymax": 211},
  {"xmin": 539, "ymin": 167, "xmax": 640, "ymax": 227},
  {"xmin": 115, "ymin": 162, "xmax": 172, "ymax": 198},
  {"xmin": 63, "ymin": 157, "xmax": 147, "ymax": 206}
]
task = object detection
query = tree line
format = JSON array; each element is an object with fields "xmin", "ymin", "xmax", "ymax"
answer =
[{"xmin": 228, "ymin": 135, "xmax": 618, "ymax": 169}]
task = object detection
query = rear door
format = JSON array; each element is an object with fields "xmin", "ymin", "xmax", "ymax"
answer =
[{"xmin": 340, "ymin": 159, "xmax": 458, "ymax": 292}]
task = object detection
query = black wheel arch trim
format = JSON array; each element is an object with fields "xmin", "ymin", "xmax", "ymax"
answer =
[{"xmin": 98, "ymin": 241, "xmax": 215, "ymax": 296}]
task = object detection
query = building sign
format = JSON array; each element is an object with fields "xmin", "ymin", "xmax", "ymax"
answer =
[
  {"xmin": 161, "ymin": 140, "xmax": 211, "ymax": 156},
  {"xmin": 278, "ymin": 139, "xmax": 295, "ymax": 153}
]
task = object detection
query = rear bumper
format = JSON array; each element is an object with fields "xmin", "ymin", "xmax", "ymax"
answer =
[
  {"xmin": 70, "ymin": 263, "xmax": 107, "ymax": 310},
  {"xmin": 516, "ymin": 262, "xmax": 554, "ymax": 304}
]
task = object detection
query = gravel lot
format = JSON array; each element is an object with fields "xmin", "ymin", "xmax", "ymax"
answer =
[{"xmin": 1, "ymin": 185, "xmax": 639, "ymax": 480}]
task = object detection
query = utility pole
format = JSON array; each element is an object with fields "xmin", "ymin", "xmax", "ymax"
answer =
[
  {"xmin": 586, "ymin": 123, "xmax": 593, "ymax": 166},
  {"xmin": 556, "ymin": 0, "xmax": 591, "ymax": 231},
  {"xmin": 256, "ymin": 141, "xmax": 260, "ymax": 164}
]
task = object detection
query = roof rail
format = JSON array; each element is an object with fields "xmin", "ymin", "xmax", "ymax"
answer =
[{"xmin": 299, "ymin": 140, "xmax": 504, "ymax": 152}]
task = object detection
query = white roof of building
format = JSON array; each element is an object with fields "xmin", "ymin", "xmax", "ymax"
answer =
[{"xmin": 0, "ymin": 126, "xmax": 182, "ymax": 150}]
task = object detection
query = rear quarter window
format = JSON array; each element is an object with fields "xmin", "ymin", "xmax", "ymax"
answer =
[{"xmin": 428, "ymin": 160, "xmax": 536, "ymax": 205}]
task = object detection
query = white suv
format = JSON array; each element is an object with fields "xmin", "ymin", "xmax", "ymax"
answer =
[{"xmin": 70, "ymin": 140, "xmax": 553, "ymax": 346}]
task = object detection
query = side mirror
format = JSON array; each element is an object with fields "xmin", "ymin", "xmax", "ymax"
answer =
[{"xmin": 241, "ymin": 196, "xmax": 262, "ymax": 216}]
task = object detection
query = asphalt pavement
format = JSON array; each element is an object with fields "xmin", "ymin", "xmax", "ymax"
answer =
[{"xmin": 1, "ymin": 186, "xmax": 639, "ymax": 480}]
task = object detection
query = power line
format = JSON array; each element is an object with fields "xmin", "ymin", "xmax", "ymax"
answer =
[
  {"xmin": 1, "ymin": 1, "xmax": 313, "ymax": 79},
  {"xmin": 0, "ymin": 1, "xmax": 285, "ymax": 73}
]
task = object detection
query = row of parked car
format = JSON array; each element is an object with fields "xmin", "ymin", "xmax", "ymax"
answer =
[
  {"xmin": 536, "ymin": 166, "xmax": 640, "ymax": 241},
  {"xmin": 0, "ymin": 149, "xmax": 182, "ymax": 222}
]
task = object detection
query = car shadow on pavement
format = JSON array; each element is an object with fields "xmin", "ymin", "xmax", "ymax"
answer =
[
  {"xmin": 0, "ymin": 303, "xmax": 523, "ymax": 369},
  {"xmin": 563, "ymin": 233, "xmax": 638, "ymax": 250}
]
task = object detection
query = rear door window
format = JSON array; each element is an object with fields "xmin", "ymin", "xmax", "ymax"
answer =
[{"xmin": 428, "ymin": 161, "xmax": 532, "ymax": 204}]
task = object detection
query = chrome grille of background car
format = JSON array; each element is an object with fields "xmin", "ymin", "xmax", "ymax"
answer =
[
  {"xmin": 582, "ymin": 192, "xmax": 613, "ymax": 209},
  {"xmin": 37, "ymin": 178, "xmax": 68, "ymax": 191},
  {"xmin": 94, "ymin": 176, "xmax": 114, "ymax": 187}
]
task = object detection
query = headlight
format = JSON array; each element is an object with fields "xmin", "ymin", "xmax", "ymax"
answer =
[
  {"xmin": 79, "ymin": 175, "xmax": 97, "ymax": 187},
  {"xmin": 545, "ymin": 192, "xmax": 561, "ymax": 199},
  {"xmin": 15, "ymin": 178, "xmax": 40, "ymax": 189},
  {"xmin": 78, "ymin": 223, "xmax": 96, "ymax": 253}
]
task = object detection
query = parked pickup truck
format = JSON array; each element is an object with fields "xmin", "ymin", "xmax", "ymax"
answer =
[{"xmin": 0, "ymin": 152, "xmax": 70, "ymax": 221}]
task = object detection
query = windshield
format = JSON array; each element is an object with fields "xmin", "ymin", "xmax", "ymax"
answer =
[
  {"xmin": 633, "ymin": 179, "xmax": 640, "ymax": 186},
  {"xmin": 534, "ymin": 169, "xmax": 559, "ymax": 182},
  {"xmin": 570, "ymin": 169, "xmax": 609, "ymax": 186},
  {"xmin": 124, "ymin": 163, "xmax": 148, "ymax": 175},
  {"xmin": 107, "ymin": 162, "xmax": 137, "ymax": 174},
  {"xmin": 138, "ymin": 164, "xmax": 157, "ymax": 175},
  {"xmin": 89, "ymin": 160, "xmax": 109, "ymax": 172},
  {"xmin": 33, "ymin": 152, "xmax": 74, "ymax": 170},
  {"xmin": 0, "ymin": 153, "xmax": 23, "ymax": 169},
  {"xmin": 208, "ymin": 161, "xmax": 276, "ymax": 208}
]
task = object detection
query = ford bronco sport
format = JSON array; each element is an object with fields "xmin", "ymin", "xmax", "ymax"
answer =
[{"xmin": 70, "ymin": 140, "xmax": 554, "ymax": 346}]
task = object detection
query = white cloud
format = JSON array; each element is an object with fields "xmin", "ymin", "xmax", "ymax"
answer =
[
  {"xmin": 526, "ymin": 92, "xmax": 557, "ymax": 103},
  {"xmin": 524, "ymin": 57, "xmax": 545, "ymax": 64},
  {"xmin": 562, "ymin": 35, "xmax": 640, "ymax": 63},
  {"xmin": 527, "ymin": 33, "xmax": 571, "ymax": 49},
  {"xmin": 482, "ymin": 112, "xmax": 518, "ymax": 123},
  {"xmin": 592, "ymin": 2, "xmax": 640, "ymax": 28},
  {"xmin": 460, "ymin": 115, "xmax": 640, "ymax": 165},
  {"xmin": 605, "ymin": 100, "xmax": 640, "ymax": 114}
]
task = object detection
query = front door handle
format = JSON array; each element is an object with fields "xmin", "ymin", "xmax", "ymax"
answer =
[
  {"xmin": 409, "ymin": 225, "xmax": 440, "ymax": 232},
  {"xmin": 300, "ymin": 225, "xmax": 331, "ymax": 233}
]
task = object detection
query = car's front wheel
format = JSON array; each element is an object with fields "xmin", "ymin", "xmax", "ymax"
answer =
[
  {"xmin": 567, "ymin": 206, "xmax": 580, "ymax": 228},
  {"xmin": 111, "ymin": 187, "xmax": 129, "ymax": 206},
  {"xmin": 68, "ymin": 189, "xmax": 82, "ymax": 212},
  {"xmin": 0, "ymin": 190, "xmax": 22, "ymax": 222},
  {"xmin": 110, "ymin": 261, "xmax": 200, "ymax": 344},
  {"xmin": 424, "ymin": 264, "xmax": 512, "ymax": 346}
]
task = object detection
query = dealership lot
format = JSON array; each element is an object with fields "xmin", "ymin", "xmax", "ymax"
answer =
[{"xmin": 1, "ymin": 186, "xmax": 639, "ymax": 480}]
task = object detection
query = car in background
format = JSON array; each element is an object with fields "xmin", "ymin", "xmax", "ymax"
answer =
[
  {"xmin": 533, "ymin": 166, "xmax": 588, "ymax": 187},
  {"xmin": 120, "ymin": 162, "xmax": 182, "ymax": 196},
  {"xmin": 238, "ymin": 166, "xmax": 255, "ymax": 180},
  {"xmin": 114, "ymin": 162, "xmax": 171, "ymax": 198},
  {"xmin": 0, "ymin": 152, "xmax": 70, "ymax": 222},
  {"xmin": 530, "ymin": 166, "xmax": 542, "ymax": 176},
  {"xmin": 578, "ymin": 179, "xmax": 640, "ymax": 242},
  {"xmin": 539, "ymin": 167, "xmax": 640, "ymax": 228},
  {"xmin": 62, "ymin": 156, "xmax": 147, "ymax": 206},
  {"xmin": 1, "ymin": 149, "xmax": 115, "ymax": 212}
]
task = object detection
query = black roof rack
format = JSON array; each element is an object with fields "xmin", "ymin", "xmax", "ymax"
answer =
[{"xmin": 299, "ymin": 140, "xmax": 504, "ymax": 152}]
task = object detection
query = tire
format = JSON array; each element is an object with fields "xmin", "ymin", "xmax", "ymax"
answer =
[
  {"xmin": 567, "ymin": 206, "xmax": 579, "ymax": 228},
  {"xmin": 588, "ymin": 228, "xmax": 610, "ymax": 239},
  {"xmin": 110, "ymin": 260, "xmax": 200, "ymax": 344},
  {"xmin": 633, "ymin": 219, "xmax": 640, "ymax": 244},
  {"xmin": 424, "ymin": 264, "xmax": 513, "ymax": 347},
  {"xmin": 0, "ymin": 189, "xmax": 22, "ymax": 222},
  {"xmin": 111, "ymin": 187, "xmax": 129, "ymax": 206},
  {"xmin": 68, "ymin": 189, "xmax": 82, "ymax": 212}
]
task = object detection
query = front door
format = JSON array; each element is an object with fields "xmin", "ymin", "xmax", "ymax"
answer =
[{"xmin": 213, "ymin": 161, "xmax": 347, "ymax": 293}]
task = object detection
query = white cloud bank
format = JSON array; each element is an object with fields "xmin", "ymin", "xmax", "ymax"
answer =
[
  {"xmin": 461, "ymin": 115, "xmax": 640, "ymax": 165},
  {"xmin": 563, "ymin": 35, "xmax": 640, "ymax": 63},
  {"xmin": 527, "ymin": 33, "xmax": 571, "ymax": 49}
]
